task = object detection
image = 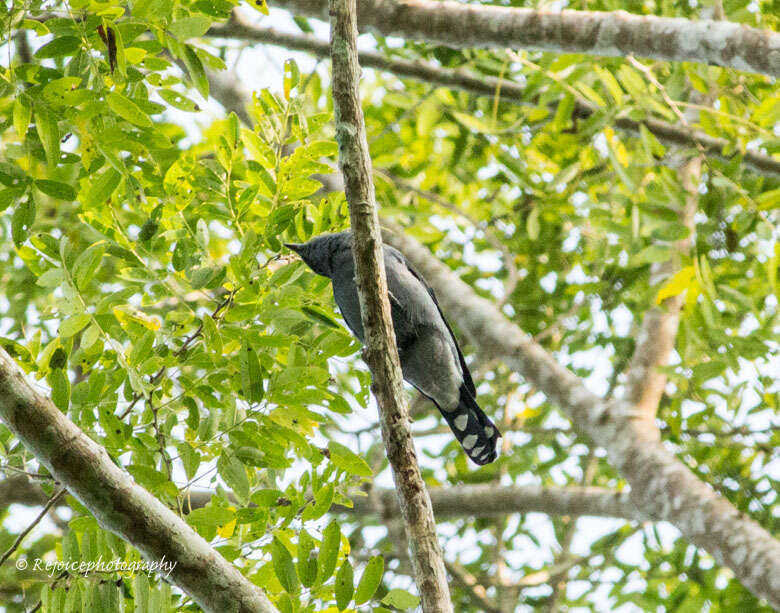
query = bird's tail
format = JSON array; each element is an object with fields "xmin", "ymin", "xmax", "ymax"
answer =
[{"xmin": 440, "ymin": 387, "xmax": 501, "ymax": 465}]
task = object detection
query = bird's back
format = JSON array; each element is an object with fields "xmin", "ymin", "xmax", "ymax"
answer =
[{"xmin": 330, "ymin": 245, "xmax": 454, "ymax": 353}]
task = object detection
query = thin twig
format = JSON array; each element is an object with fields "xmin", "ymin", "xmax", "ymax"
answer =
[{"xmin": 0, "ymin": 487, "xmax": 66, "ymax": 567}]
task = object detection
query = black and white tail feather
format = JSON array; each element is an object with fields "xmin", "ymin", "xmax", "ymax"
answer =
[{"xmin": 438, "ymin": 386, "xmax": 500, "ymax": 465}]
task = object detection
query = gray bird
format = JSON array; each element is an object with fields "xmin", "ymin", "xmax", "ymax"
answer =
[{"xmin": 285, "ymin": 231, "xmax": 500, "ymax": 465}]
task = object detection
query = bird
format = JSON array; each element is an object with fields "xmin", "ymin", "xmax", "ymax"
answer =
[{"xmin": 285, "ymin": 231, "xmax": 500, "ymax": 465}]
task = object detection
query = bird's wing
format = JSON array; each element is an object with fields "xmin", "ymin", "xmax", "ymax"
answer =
[{"xmin": 387, "ymin": 247, "xmax": 477, "ymax": 398}]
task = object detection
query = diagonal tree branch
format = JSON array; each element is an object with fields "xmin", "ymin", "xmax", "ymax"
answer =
[
  {"xmin": 0, "ymin": 348, "xmax": 279, "ymax": 613},
  {"xmin": 380, "ymin": 220, "xmax": 780, "ymax": 609},
  {"xmin": 207, "ymin": 18, "xmax": 780, "ymax": 178},
  {"xmin": 272, "ymin": 0, "xmax": 780, "ymax": 77},
  {"xmin": 328, "ymin": 0, "xmax": 452, "ymax": 610},
  {"xmin": 444, "ymin": 560, "xmax": 502, "ymax": 613},
  {"xmin": 0, "ymin": 487, "xmax": 65, "ymax": 568}
]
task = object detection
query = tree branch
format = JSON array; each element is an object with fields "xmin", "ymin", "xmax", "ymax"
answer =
[
  {"xmin": 272, "ymin": 0, "xmax": 780, "ymax": 77},
  {"xmin": 0, "ymin": 487, "xmax": 65, "ymax": 568},
  {"xmin": 444, "ymin": 560, "xmax": 502, "ymax": 613},
  {"xmin": 207, "ymin": 18, "xmax": 780, "ymax": 178},
  {"xmin": 350, "ymin": 483, "xmax": 640, "ymax": 520},
  {"xmin": 0, "ymin": 348, "xmax": 279, "ymax": 613},
  {"xmin": 328, "ymin": 0, "xmax": 452, "ymax": 610},
  {"xmin": 380, "ymin": 221, "xmax": 780, "ymax": 609},
  {"xmin": 0, "ymin": 475, "xmax": 642, "ymax": 520}
]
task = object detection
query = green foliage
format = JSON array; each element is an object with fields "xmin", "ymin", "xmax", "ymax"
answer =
[{"xmin": 0, "ymin": 0, "xmax": 777, "ymax": 611}]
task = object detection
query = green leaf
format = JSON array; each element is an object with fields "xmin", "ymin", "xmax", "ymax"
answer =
[
  {"xmin": 35, "ymin": 111, "xmax": 60, "ymax": 167},
  {"xmin": 282, "ymin": 178, "xmax": 321, "ymax": 200},
  {"xmin": 633, "ymin": 244, "xmax": 673, "ymax": 265},
  {"xmin": 616, "ymin": 64, "xmax": 648, "ymax": 99},
  {"xmin": 217, "ymin": 452, "xmax": 249, "ymax": 502},
  {"xmin": 717, "ymin": 285, "xmax": 753, "ymax": 311},
  {"xmin": 12, "ymin": 200, "xmax": 36, "ymax": 245},
  {"xmin": 283, "ymin": 58, "xmax": 299, "ymax": 100},
  {"xmin": 526, "ymin": 206, "xmax": 540, "ymax": 241},
  {"xmin": 34, "ymin": 36, "xmax": 81, "ymax": 59},
  {"xmin": 85, "ymin": 168, "xmax": 121, "ymax": 207},
  {"xmin": 0, "ymin": 188, "xmax": 25, "ymax": 213},
  {"xmin": 335, "ymin": 560, "xmax": 354, "ymax": 610},
  {"xmin": 106, "ymin": 92, "xmax": 153, "ymax": 128},
  {"xmin": 328, "ymin": 441, "xmax": 372, "ymax": 477},
  {"xmin": 50, "ymin": 368, "xmax": 71, "ymax": 411},
  {"xmin": 34, "ymin": 180, "xmax": 76, "ymax": 201},
  {"xmin": 303, "ymin": 140, "xmax": 338, "ymax": 159},
  {"xmin": 13, "ymin": 97, "xmax": 32, "ymax": 138},
  {"xmin": 159, "ymin": 88, "xmax": 199, "ymax": 111},
  {"xmin": 301, "ymin": 482, "xmax": 334, "ymax": 521},
  {"xmin": 239, "ymin": 338, "xmax": 264, "ymax": 404},
  {"xmin": 182, "ymin": 44, "xmax": 209, "ymax": 99},
  {"xmin": 651, "ymin": 223, "xmax": 690, "ymax": 241},
  {"xmin": 691, "ymin": 360, "xmax": 727, "ymax": 383},
  {"xmin": 226, "ymin": 112, "xmax": 240, "ymax": 150},
  {"xmin": 301, "ymin": 305, "xmax": 341, "ymax": 329},
  {"xmin": 177, "ymin": 442, "xmax": 200, "ymax": 481},
  {"xmin": 37, "ymin": 268, "xmax": 67, "ymax": 288},
  {"xmin": 133, "ymin": 574, "xmax": 150, "ymax": 613},
  {"xmin": 129, "ymin": 329, "xmax": 155, "ymax": 365},
  {"xmin": 59, "ymin": 314, "xmax": 91, "ymax": 338},
  {"xmin": 756, "ymin": 187, "xmax": 780, "ymax": 210},
  {"xmin": 271, "ymin": 536, "xmax": 299, "ymax": 594},
  {"xmin": 381, "ymin": 589, "xmax": 420, "ymax": 610},
  {"xmin": 355, "ymin": 555, "xmax": 384, "ymax": 605},
  {"xmin": 133, "ymin": 0, "xmax": 173, "ymax": 20},
  {"xmin": 202, "ymin": 315, "xmax": 222, "ymax": 355},
  {"xmin": 169, "ymin": 15, "xmax": 212, "ymax": 39},
  {"xmin": 297, "ymin": 529, "xmax": 317, "ymax": 588},
  {"xmin": 593, "ymin": 65, "xmax": 624, "ymax": 105},
  {"xmin": 317, "ymin": 521, "xmax": 341, "ymax": 584},
  {"xmin": 452, "ymin": 111, "xmax": 495, "ymax": 134},
  {"xmin": 41, "ymin": 77, "xmax": 83, "ymax": 108}
]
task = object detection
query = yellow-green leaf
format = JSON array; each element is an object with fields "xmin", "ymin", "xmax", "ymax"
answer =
[
  {"xmin": 355, "ymin": 556, "xmax": 384, "ymax": 605},
  {"xmin": 328, "ymin": 441, "xmax": 372, "ymax": 477},
  {"xmin": 655, "ymin": 266, "xmax": 695, "ymax": 304},
  {"xmin": 13, "ymin": 97, "xmax": 31, "ymax": 138},
  {"xmin": 106, "ymin": 92, "xmax": 153, "ymax": 127}
]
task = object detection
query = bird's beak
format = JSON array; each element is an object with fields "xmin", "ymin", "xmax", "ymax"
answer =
[{"xmin": 284, "ymin": 243, "xmax": 302, "ymax": 254}]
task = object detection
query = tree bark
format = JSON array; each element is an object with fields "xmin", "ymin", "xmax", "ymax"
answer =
[
  {"xmin": 274, "ymin": 0, "xmax": 780, "ymax": 77},
  {"xmin": 0, "ymin": 474, "xmax": 642, "ymax": 520},
  {"xmin": 328, "ymin": 0, "xmax": 453, "ymax": 610},
  {"xmin": 0, "ymin": 348, "xmax": 279, "ymax": 613},
  {"xmin": 381, "ymin": 222, "xmax": 780, "ymax": 609}
]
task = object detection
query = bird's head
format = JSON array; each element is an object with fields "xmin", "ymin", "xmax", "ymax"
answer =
[{"xmin": 284, "ymin": 232, "xmax": 351, "ymax": 278}]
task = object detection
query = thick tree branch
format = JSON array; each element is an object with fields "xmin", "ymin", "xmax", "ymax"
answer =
[
  {"xmin": 272, "ymin": 0, "xmax": 780, "ymax": 77},
  {"xmin": 328, "ymin": 0, "xmax": 452, "ymax": 610},
  {"xmin": 0, "ymin": 348, "xmax": 279, "ymax": 613},
  {"xmin": 207, "ymin": 19, "xmax": 780, "ymax": 178},
  {"xmin": 350, "ymin": 484, "xmax": 640, "ymax": 520},
  {"xmin": 0, "ymin": 475, "xmax": 641, "ymax": 520},
  {"xmin": 380, "ymin": 221, "xmax": 780, "ymax": 609}
]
